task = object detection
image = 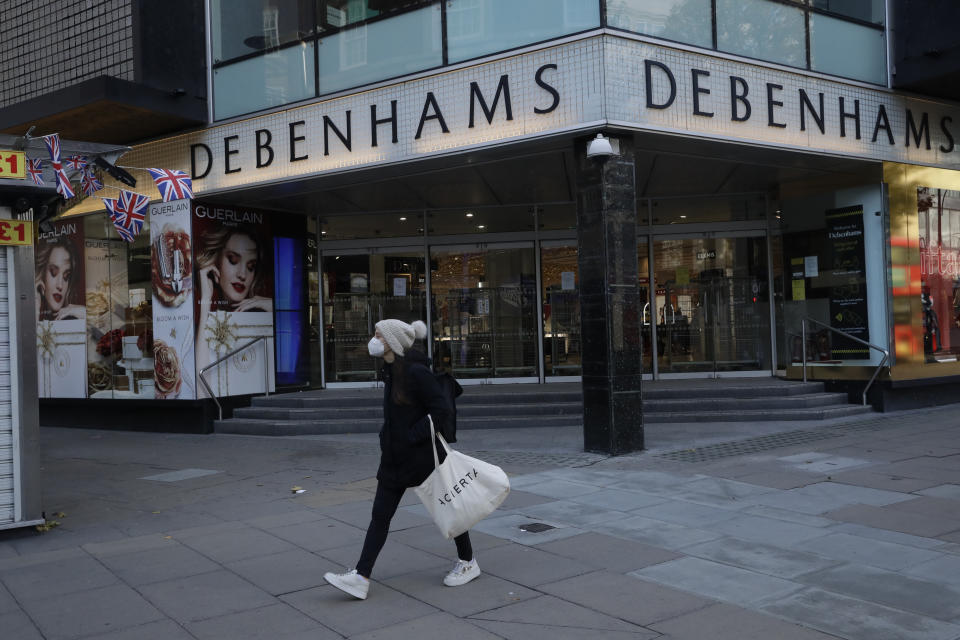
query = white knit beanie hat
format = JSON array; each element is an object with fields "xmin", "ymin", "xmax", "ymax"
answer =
[{"xmin": 375, "ymin": 319, "xmax": 426, "ymax": 357}]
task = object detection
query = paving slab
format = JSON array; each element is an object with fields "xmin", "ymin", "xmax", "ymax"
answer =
[
  {"xmin": 137, "ymin": 570, "xmax": 275, "ymax": 624},
  {"xmin": 252, "ymin": 517, "xmax": 365, "ymax": 552},
  {"xmin": 0, "ymin": 609, "xmax": 45, "ymax": 640},
  {"xmin": 470, "ymin": 512, "xmax": 586, "ymax": 546},
  {"xmin": 178, "ymin": 526, "xmax": 299, "ymax": 564},
  {"xmin": 350, "ymin": 611, "xmax": 503, "ymax": 640},
  {"xmin": 317, "ymin": 539, "xmax": 449, "ymax": 580},
  {"xmin": 594, "ymin": 513, "xmax": 721, "ymax": 550},
  {"xmin": 382, "ymin": 568, "xmax": 539, "ymax": 617},
  {"xmin": 511, "ymin": 499, "xmax": 630, "ymax": 527},
  {"xmin": 0, "ymin": 582, "xmax": 18, "ymax": 614},
  {"xmin": 467, "ymin": 541, "xmax": 593, "ymax": 587},
  {"xmin": 325, "ymin": 499, "xmax": 430, "ymax": 531},
  {"xmin": 731, "ymin": 469, "xmax": 821, "ymax": 490},
  {"xmin": 566, "ymin": 487, "xmax": 667, "ymax": 511},
  {"xmin": 799, "ymin": 563, "xmax": 960, "ymax": 620},
  {"xmin": 916, "ymin": 483, "xmax": 960, "ymax": 500},
  {"xmin": 243, "ymin": 509, "xmax": 328, "ymax": 530},
  {"xmin": 830, "ymin": 522, "xmax": 951, "ymax": 550},
  {"xmin": 515, "ymin": 478, "xmax": 604, "ymax": 499},
  {"xmin": 282, "ymin": 583, "xmax": 439, "ymax": 636},
  {"xmin": 893, "ymin": 496, "xmax": 960, "ymax": 518},
  {"xmin": 631, "ymin": 556, "xmax": 803, "ymax": 608},
  {"xmin": 468, "ymin": 594, "xmax": 650, "ymax": 632},
  {"xmin": 903, "ymin": 553, "xmax": 960, "ymax": 588},
  {"xmin": 18, "ymin": 583, "xmax": 165, "ymax": 640},
  {"xmin": 538, "ymin": 570, "xmax": 714, "ymax": 626},
  {"xmin": 648, "ymin": 602, "xmax": 842, "ymax": 640},
  {"xmin": 535, "ymin": 531, "xmax": 680, "ymax": 572},
  {"xmin": 185, "ymin": 602, "xmax": 338, "ymax": 640},
  {"xmin": 762, "ymin": 586, "xmax": 960, "ymax": 640},
  {"xmin": 388, "ymin": 523, "xmax": 510, "ymax": 554},
  {"xmin": 82, "ymin": 534, "xmax": 179, "ymax": 558},
  {"xmin": 823, "ymin": 504, "xmax": 960, "ymax": 538},
  {"xmin": 739, "ymin": 504, "xmax": 836, "ymax": 527},
  {"xmin": 97, "ymin": 543, "xmax": 222, "ymax": 586},
  {"xmin": 827, "ymin": 470, "xmax": 943, "ymax": 493},
  {"xmin": 751, "ymin": 482, "xmax": 912, "ymax": 515},
  {"xmin": 795, "ymin": 532, "xmax": 943, "ymax": 571},
  {"xmin": 82, "ymin": 619, "xmax": 195, "ymax": 640},
  {"xmin": 631, "ymin": 500, "xmax": 741, "ymax": 528},
  {"xmin": 708, "ymin": 514, "xmax": 830, "ymax": 546},
  {"xmin": 1, "ymin": 554, "xmax": 118, "ymax": 601},
  {"xmin": 469, "ymin": 619, "xmax": 659, "ymax": 640},
  {"xmin": 497, "ymin": 489, "xmax": 558, "ymax": 510},
  {"xmin": 225, "ymin": 548, "xmax": 330, "ymax": 595},
  {"xmin": 683, "ymin": 536, "xmax": 839, "ymax": 579}
]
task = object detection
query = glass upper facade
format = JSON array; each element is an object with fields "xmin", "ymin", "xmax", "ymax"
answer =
[{"xmin": 211, "ymin": 0, "xmax": 886, "ymax": 120}]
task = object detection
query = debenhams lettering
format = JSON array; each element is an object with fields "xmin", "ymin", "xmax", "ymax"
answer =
[
  {"xmin": 643, "ymin": 60, "xmax": 955, "ymax": 153},
  {"xmin": 190, "ymin": 64, "xmax": 560, "ymax": 180}
]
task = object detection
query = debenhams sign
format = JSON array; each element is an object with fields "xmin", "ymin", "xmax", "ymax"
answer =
[{"xmin": 117, "ymin": 35, "xmax": 960, "ymax": 201}]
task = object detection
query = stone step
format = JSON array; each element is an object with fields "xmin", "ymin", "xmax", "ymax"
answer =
[
  {"xmin": 215, "ymin": 413, "xmax": 583, "ymax": 436},
  {"xmin": 234, "ymin": 401, "xmax": 584, "ymax": 421},
  {"xmin": 646, "ymin": 404, "xmax": 874, "ymax": 423},
  {"xmin": 643, "ymin": 393, "xmax": 851, "ymax": 412}
]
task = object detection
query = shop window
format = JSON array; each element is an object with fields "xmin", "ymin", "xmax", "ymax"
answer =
[
  {"xmin": 316, "ymin": 3, "xmax": 441, "ymax": 95},
  {"xmin": 33, "ymin": 216, "xmax": 155, "ymax": 399},
  {"xmin": 812, "ymin": 0, "xmax": 884, "ymax": 24},
  {"xmin": 605, "ymin": 0, "xmax": 712, "ymax": 49},
  {"xmin": 541, "ymin": 244, "xmax": 580, "ymax": 376},
  {"xmin": 214, "ymin": 43, "xmax": 316, "ymax": 120},
  {"xmin": 810, "ymin": 13, "xmax": 886, "ymax": 84},
  {"xmin": 212, "ymin": 0, "xmax": 316, "ymax": 64},
  {"xmin": 538, "ymin": 204, "xmax": 577, "ymax": 232},
  {"xmin": 716, "ymin": 0, "xmax": 806, "ymax": 68},
  {"xmin": 446, "ymin": 0, "xmax": 599, "ymax": 63},
  {"xmin": 917, "ymin": 187, "xmax": 960, "ymax": 364}
]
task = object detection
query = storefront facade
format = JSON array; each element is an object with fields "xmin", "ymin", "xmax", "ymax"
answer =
[{"xmin": 34, "ymin": 2, "xmax": 960, "ymax": 436}]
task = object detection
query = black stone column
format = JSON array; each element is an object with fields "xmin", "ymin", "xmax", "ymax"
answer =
[{"xmin": 575, "ymin": 135, "xmax": 643, "ymax": 454}]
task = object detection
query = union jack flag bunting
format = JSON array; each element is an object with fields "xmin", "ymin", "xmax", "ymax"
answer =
[
  {"xmin": 146, "ymin": 168, "xmax": 192, "ymax": 202},
  {"xmin": 103, "ymin": 190, "xmax": 149, "ymax": 242},
  {"xmin": 27, "ymin": 159, "xmax": 43, "ymax": 186},
  {"xmin": 65, "ymin": 155, "xmax": 88, "ymax": 171},
  {"xmin": 81, "ymin": 167, "xmax": 102, "ymax": 196},
  {"xmin": 42, "ymin": 134, "xmax": 62, "ymax": 163},
  {"xmin": 52, "ymin": 162, "xmax": 75, "ymax": 199}
]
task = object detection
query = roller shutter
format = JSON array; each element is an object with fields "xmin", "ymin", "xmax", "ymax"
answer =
[{"xmin": 0, "ymin": 249, "xmax": 13, "ymax": 524}]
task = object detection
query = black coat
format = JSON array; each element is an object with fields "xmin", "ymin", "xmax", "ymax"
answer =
[{"xmin": 377, "ymin": 349, "xmax": 452, "ymax": 488}]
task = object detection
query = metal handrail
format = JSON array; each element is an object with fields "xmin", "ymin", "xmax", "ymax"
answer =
[
  {"xmin": 800, "ymin": 317, "xmax": 889, "ymax": 406},
  {"xmin": 198, "ymin": 336, "xmax": 270, "ymax": 421}
]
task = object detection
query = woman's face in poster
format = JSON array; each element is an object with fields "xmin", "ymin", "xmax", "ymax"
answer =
[
  {"xmin": 217, "ymin": 232, "xmax": 258, "ymax": 304},
  {"xmin": 42, "ymin": 246, "xmax": 72, "ymax": 313}
]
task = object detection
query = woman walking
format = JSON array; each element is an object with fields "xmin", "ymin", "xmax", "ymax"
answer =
[{"xmin": 324, "ymin": 319, "xmax": 479, "ymax": 600}]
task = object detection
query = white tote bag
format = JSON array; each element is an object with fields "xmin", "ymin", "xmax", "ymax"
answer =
[{"xmin": 414, "ymin": 416, "xmax": 510, "ymax": 539}]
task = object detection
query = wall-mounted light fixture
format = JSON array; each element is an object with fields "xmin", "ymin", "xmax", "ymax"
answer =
[{"xmin": 586, "ymin": 133, "xmax": 616, "ymax": 160}]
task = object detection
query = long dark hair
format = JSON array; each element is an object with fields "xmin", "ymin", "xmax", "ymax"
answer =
[{"xmin": 390, "ymin": 355, "xmax": 412, "ymax": 406}]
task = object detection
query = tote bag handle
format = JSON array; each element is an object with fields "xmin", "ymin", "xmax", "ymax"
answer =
[{"xmin": 426, "ymin": 415, "xmax": 452, "ymax": 470}]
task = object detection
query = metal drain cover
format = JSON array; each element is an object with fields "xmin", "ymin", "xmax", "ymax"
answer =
[{"xmin": 519, "ymin": 522, "xmax": 555, "ymax": 533}]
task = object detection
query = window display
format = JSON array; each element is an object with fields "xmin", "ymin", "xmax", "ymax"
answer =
[{"xmin": 917, "ymin": 187, "xmax": 960, "ymax": 363}]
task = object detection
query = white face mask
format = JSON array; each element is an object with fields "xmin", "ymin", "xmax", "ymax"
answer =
[{"xmin": 367, "ymin": 337, "xmax": 385, "ymax": 358}]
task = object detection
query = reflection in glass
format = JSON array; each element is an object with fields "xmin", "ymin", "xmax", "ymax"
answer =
[
  {"xmin": 431, "ymin": 246, "xmax": 538, "ymax": 378},
  {"xmin": 428, "ymin": 206, "xmax": 536, "ymax": 236},
  {"xmin": 812, "ymin": 0, "xmax": 885, "ymax": 24},
  {"xmin": 917, "ymin": 187, "xmax": 960, "ymax": 364},
  {"xmin": 810, "ymin": 13, "xmax": 885, "ymax": 84},
  {"xmin": 214, "ymin": 42, "xmax": 315, "ymax": 119},
  {"xmin": 316, "ymin": 5, "xmax": 441, "ymax": 95},
  {"xmin": 321, "ymin": 250, "xmax": 427, "ymax": 382},
  {"xmin": 652, "ymin": 236, "xmax": 771, "ymax": 373},
  {"xmin": 541, "ymin": 245, "xmax": 580, "ymax": 376},
  {"xmin": 606, "ymin": 0, "xmax": 712, "ymax": 48},
  {"xmin": 651, "ymin": 194, "xmax": 767, "ymax": 225},
  {"xmin": 212, "ymin": 0, "xmax": 315, "ymax": 63},
  {"xmin": 447, "ymin": 0, "xmax": 599, "ymax": 63},
  {"xmin": 320, "ymin": 212, "xmax": 424, "ymax": 241},
  {"xmin": 717, "ymin": 0, "xmax": 806, "ymax": 67}
]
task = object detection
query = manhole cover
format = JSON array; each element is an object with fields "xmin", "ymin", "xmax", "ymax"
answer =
[{"xmin": 518, "ymin": 522, "xmax": 556, "ymax": 533}]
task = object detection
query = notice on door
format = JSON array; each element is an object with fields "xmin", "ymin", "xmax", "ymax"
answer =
[{"xmin": 825, "ymin": 205, "xmax": 869, "ymax": 359}]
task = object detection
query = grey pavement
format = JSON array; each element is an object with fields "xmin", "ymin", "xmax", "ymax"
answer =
[{"xmin": 1, "ymin": 405, "xmax": 959, "ymax": 639}]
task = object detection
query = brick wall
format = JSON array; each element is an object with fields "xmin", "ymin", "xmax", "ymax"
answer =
[{"xmin": 0, "ymin": 0, "xmax": 135, "ymax": 108}]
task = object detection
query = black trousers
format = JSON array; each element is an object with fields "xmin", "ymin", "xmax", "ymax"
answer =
[{"xmin": 356, "ymin": 481, "xmax": 472, "ymax": 578}]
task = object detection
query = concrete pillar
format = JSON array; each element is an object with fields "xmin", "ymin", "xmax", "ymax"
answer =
[{"xmin": 575, "ymin": 135, "xmax": 644, "ymax": 454}]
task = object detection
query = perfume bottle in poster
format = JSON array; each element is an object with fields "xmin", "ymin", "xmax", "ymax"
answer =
[
  {"xmin": 36, "ymin": 220, "xmax": 87, "ymax": 398},
  {"xmin": 192, "ymin": 203, "xmax": 275, "ymax": 398},
  {"xmin": 150, "ymin": 199, "xmax": 197, "ymax": 399}
]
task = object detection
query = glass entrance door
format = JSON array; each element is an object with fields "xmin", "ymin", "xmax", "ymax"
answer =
[
  {"xmin": 430, "ymin": 243, "xmax": 538, "ymax": 380},
  {"xmin": 321, "ymin": 247, "xmax": 426, "ymax": 383},
  {"xmin": 652, "ymin": 235, "xmax": 772, "ymax": 374}
]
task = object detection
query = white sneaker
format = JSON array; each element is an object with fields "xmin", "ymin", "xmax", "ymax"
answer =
[
  {"xmin": 324, "ymin": 569, "xmax": 369, "ymax": 600},
  {"xmin": 443, "ymin": 558, "xmax": 480, "ymax": 587}
]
